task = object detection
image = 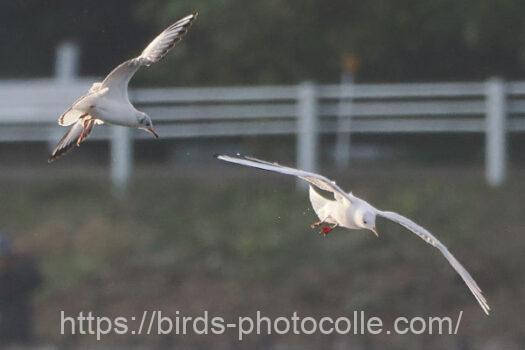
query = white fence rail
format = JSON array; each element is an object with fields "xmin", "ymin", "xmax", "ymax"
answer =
[
  {"xmin": 0, "ymin": 44, "xmax": 523, "ymax": 191},
  {"xmin": 1, "ymin": 77, "xmax": 524, "ymax": 191}
]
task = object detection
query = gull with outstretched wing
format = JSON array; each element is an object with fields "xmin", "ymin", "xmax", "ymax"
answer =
[
  {"xmin": 49, "ymin": 13, "xmax": 197, "ymax": 162},
  {"xmin": 216, "ymin": 154, "xmax": 490, "ymax": 315}
]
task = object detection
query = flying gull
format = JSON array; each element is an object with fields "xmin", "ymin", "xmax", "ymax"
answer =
[
  {"xmin": 49, "ymin": 13, "xmax": 197, "ymax": 162},
  {"xmin": 216, "ymin": 154, "xmax": 490, "ymax": 315}
]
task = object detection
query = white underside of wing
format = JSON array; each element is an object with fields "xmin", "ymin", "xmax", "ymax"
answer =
[
  {"xmin": 377, "ymin": 210, "xmax": 490, "ymax": 315},
  {"xmin": 58, "ymin": 87, "xmax": 108, "ymax": 126},
  {"xmin": 218, "ymin": 155, "xmax": 311, "ymax": 178},
  {"xmin": 58, "ymin": 109, "xmax": 87, "ymax": 126}
]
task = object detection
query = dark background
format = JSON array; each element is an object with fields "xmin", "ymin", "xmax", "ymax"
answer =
[
  {"xmin": 3, "ymin": 0, "xmax": 525, "ymax": 84},
  {"xmin": 0, "ymin": 1, "xmax": 523, "ymax": 349}
]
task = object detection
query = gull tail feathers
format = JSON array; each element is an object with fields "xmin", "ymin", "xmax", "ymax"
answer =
[{"xmin": 49, "ymin": 117, "xmax": 95, "ymax": 163}]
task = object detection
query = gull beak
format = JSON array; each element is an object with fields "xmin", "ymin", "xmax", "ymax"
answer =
[
  {"xmin": 143, "ymin": 126, "xmax": 159, "ymax": 138},
  {"xmin": 371, "ymin": 226, "xmax": 379, "ymax": 237}
]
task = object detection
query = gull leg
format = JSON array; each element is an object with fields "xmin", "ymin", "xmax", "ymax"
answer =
[
  {"xmin": 311, "ymin": 217, "xmax": 338, "ymax": 236},
  {"xmin": 78, "ymin": 119, "xmax": 89, "ymax": 145},
  {"xmin": 77, "ymin": 118, "xmax": 94, "ymax": 146},
  {"xmin": 76, "ymin": 117, "xmax": 89, "ymax": 146},
  {"xmin": 319, "ymin": 223, "xmax": 338, "ymax": 237},
  {"xmin": 311, "ymin": 220, "xmax": 328, "ymax": 235},
  {"xmin": 310, "ymin": 220, "xmax": 323, "ymax": 229}
]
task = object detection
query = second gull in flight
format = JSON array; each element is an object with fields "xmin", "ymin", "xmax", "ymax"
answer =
[
  {"xmin": 49, "ymin": 13, "xmax": 198, "ymax": 162},
  {"xmin": 216, "ymin": 154, "xmax": 491, "ymax": 315}
]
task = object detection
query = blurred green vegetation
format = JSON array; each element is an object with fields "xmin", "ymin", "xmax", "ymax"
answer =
[
  {"xmin": 2, "ymin": 1, "xmax": 525, "ymax": 84},
  {"xmin": 0, "ymin": 164, "xmax": 523, "ymax": 348}
]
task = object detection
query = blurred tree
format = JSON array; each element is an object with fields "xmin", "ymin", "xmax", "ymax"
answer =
[
  {"xmin": 0, "ymin": 0, "xmax": 150, "ymax": 78},
  {"xmin": 2, "ymin": 0, "xmax": 525, "ymax": 84},
  {"xmin": 135, "ymin": 0, "xmax": 525, "ymax": 84}
]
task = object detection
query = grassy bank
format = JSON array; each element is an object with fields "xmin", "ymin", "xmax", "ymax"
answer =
[{"xmin": 0, "ymin": 163, "xmax": 523, "ymax": 348}]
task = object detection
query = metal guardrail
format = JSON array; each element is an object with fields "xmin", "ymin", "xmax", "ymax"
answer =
[{"xmin": 0, "ymin": 77, "xmax": 522, "ymax": 192}]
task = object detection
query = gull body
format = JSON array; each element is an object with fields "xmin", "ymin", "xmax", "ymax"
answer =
[
  {"xmin": 48, "ymin": 13, "xmax": 198, "ymax": 162},
  {"xmin": 309, "ymin": 186, "xmax": 376, "ymax": 231},
  {"xmin": 86, "ymin": 90, "xmax": 139, "ymax": 127},
  {"xmin": 216, "ymin": 154, "xmax": 490, "ymax": 315}
]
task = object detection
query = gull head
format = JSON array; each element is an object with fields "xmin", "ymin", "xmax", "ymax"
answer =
[
  {"xmin": 136, "ymin": 111, "xmax": 159, "ymax": 138},
  {"xmin": 358, "ymin": 210, "xmax": 378, "ymax": 236}
]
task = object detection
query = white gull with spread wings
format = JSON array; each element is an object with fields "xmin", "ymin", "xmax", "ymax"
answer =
[
  {"xmin": 216, "ymin": 154, "xmax": 490, "ymax": 315},
  {"xmin": 49, "ymin": 13, "xmax": 197, "ymax": 162}
]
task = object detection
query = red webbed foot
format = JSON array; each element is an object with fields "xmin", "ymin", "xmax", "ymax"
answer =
[{"xmin": 319, "ymin": 225, "xmax": 333, "ymax": 236}]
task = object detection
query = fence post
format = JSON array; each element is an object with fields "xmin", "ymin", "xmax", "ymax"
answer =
[
  {"xmin": 54, "ymin": 42, "xmax": 80, "ymax": 84},
  {"xmin": 296, "ymin": 82, "xmax": 319, "ymax": 187},
  {"xmin": 485, "ymin": 77, "xmax": 507, "ymax": 187},
  {"xmin": 111, "ymin": 126, "xmax": 133, "ymax": 196},
  {"xmin": 334, "ymin": 75, "xmax": 354, "ymax": 168}
]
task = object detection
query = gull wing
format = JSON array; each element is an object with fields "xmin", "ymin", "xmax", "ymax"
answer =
[
  {"xmin": 309, "ymin": 185, "xmax": 338, "ymax": 223},
  {"xmin": 215, "ymin": 155, "xmax": 354, "ymax": 204},
  {"xmin": 49, "ymin": 117, "xmax": 98, "ymax": 162},
  {"xmin": 57, "ymin": 86, "xmax": 108, "ymax": 126},
  {"xmin": 100, "ymin": 13, "xmax": 197, "ymax": 99},
  {"xmin": 377, "ymin": 210, "xmax": 490, "ymax": 315},
  {"xmin": 309, "ymin": 185, "xmax": 334, "ymax": 213}
]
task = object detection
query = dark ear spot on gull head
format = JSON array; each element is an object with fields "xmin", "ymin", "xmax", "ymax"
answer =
[{"xmin": 137, "ymin": 112, "xmax": 159, "ymax": 138}]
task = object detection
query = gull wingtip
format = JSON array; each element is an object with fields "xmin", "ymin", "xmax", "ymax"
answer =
[{"xmin": 484, "ymin": 302, "xmax": 491, "ymax": 316}]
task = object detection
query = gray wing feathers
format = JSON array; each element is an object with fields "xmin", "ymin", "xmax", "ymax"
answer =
[
  {"xmin": 49, "ymin": 118, "xmax": 96, "ymax": 162},
  {"xmin": 377, "ymin": 210, "xmax": 490, "ymax": 315},
  {"xmin": 100, "ymin": 59, "xmax": 142, "ymax": 93},
  {"xmin": 140, "ymin": 13, "xmax": 197, "ymax": 64},
  {"xmin": 218, "ymin": 155, "xmax": 353, "ymax": 203},
  {"xmin": 49, "ymin": 120, "xmax": 85, "ymax": 162},
  {"xmin": 101, "ymin": 13, "xmax": 197, "ymax": 92}
]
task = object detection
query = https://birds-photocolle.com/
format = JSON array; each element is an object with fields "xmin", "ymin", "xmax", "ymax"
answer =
[
  {"xmin": 215, "ymin": 154, "xmax": 490, "ymax": 315},
  {"xmin": 48, "ymin": 13, "xmax": 198, "ymax": 162}
]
